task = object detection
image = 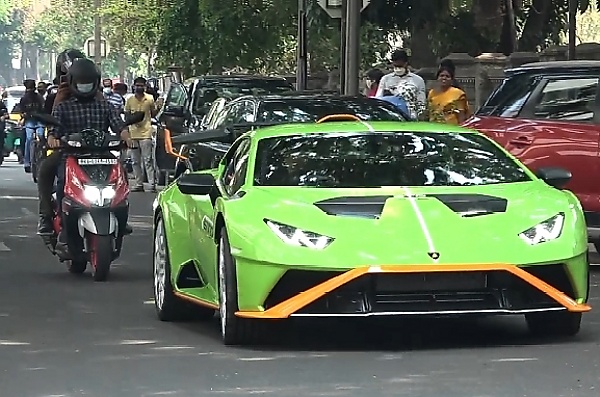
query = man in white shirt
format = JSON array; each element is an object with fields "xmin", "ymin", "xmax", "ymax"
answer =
[{"xmin": 376, "ymin": 49, "xmax": 426, "ymax": 120}]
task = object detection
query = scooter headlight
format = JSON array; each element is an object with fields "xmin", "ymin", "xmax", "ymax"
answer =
[{"xmin": 83, "ymin": 185, "xmax": 115, "ymax": 206}]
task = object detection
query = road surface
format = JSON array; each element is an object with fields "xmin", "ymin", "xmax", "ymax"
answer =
[{"xmin": 0, "ymin": 155, "xmax": 599, "ymax": 397}]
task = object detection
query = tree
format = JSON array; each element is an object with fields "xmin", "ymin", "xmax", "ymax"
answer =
[{"xmin": 0, "ymin": 7, "xmax": 24, "ymax": 85}]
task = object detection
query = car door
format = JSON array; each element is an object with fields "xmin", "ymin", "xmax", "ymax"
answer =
[
  {"xmin": 190, "ymin": 138, "xmax": 252, "ymax": 291},
  {"xmin": 502, "ymin": 75, "xmax": 600, "ymax": 212},
  {"xmin": 159, "ymin": 82, "xmax": 189, "ymax": 134}
]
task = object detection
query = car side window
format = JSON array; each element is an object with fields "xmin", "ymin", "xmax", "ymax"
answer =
[
  {"xmin": 223, "ymin": 103, "xmax": 242, "ymax": 126},
  {"xmin": 477, "ymin": 74, "xmax": 539, "ymax": 118},
  {"xmin": 532, "ymin": 77, "xmax": 599, "ymax": 122},
  {"xmin": 237, "ymin": 100, "xmax": 256, "ymax": 123},
  {"xmin": 222, "ymin": 139, "xmax": 251, "ymax": 196},
  {"xmin": 165, "ymin": 84, "xmax": 186, "ymax": 109}
]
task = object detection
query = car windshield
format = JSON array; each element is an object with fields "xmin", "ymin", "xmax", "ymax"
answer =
[
  {"xmin": 192, "ymin": 79, "xmax": 293, "ymax": 115},
  {"xmin": 477, "ymin": 73, "xmax": 539, "ymax": 118},
  {"xmin": 254, "ymin": 131, "xmax": 531, "ymax": 187},
  {"xmin": 257, "ymin": 98, "xmax": 408, "ymax": 123}
]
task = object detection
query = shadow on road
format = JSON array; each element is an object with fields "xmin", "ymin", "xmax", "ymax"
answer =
[{"xmin": 171, "ymin": 314, "xmax": 596, "ymax": 353}]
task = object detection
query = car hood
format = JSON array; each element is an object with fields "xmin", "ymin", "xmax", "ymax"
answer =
[{"xmin": 228, "ymin": 181, "xmax": 586, "ymax": 267}]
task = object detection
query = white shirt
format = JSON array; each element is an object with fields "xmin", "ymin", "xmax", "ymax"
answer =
[{"xmin": 376, "ymin": 71, "xmax": 426, "ymax": 119}]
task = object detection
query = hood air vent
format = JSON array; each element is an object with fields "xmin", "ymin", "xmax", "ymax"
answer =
[
  {"xmin": 429, "ymin": 194, "xmax": 507, "ymax": 217},
  {"xmin": 314, "ymin": 196, "xmax": 392, "ymax": 219}
]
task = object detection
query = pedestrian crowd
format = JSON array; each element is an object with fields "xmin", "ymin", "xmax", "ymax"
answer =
[
  {"xmin": 364, "ymin": 49, "xmax": 471, "ymax": 125},
  {"xmin": 1, "ymin": 76, "xmax": 160, "ymax": 192}
]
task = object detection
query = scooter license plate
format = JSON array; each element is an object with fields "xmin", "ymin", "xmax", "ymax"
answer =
[{"xmin": 78, "ymin": 158, "xmax": 118, "ymax": 165}]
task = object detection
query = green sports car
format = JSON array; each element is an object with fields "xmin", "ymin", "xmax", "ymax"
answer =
[{"xmin": 152, "ymin": 120, "xmax": 591, "ymax": 345}]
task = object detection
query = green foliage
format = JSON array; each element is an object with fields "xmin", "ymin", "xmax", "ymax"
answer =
[
  {"xmin": 0, "ymin": 8, "xmax": 23, "ymax": 76},
  {"xmin": 28, "ymin": 6, "xmax": 94, "ymax": 50},
  {"xmin": 156, "ymin": 0, "xmax": 297, "ymax": 75}
]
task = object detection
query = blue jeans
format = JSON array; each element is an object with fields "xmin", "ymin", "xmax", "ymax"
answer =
[{"xmin": 24, "ymin": 120, "xmax": 45, "ymax": 167}]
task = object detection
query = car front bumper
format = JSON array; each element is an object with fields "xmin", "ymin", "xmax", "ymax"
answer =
[{"xmin": 234, "ymin": 254, "xmax": 590, "ymax": 319}]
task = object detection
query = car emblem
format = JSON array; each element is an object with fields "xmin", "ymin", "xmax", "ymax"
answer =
[{"xmin": 428, "ymin": 252, "xmax": 440, "ymax": 260}]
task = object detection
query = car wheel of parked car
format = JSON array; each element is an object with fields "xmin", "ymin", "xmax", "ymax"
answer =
[
  {"xmin": 525, "ymin": 311, "xmax": 582, "ymax": 337},
  {"xmin": 153, "ymin": 215, "xmax": 215, "ymax": 321},
  {"xmin": 218, "ymin": 226, "xmax": 262, "ymax": 346}
]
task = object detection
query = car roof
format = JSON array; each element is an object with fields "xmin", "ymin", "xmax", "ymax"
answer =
[
  {"xmin": 506, "ymin": 60, "xmax": 600, "ymax": 75},
  {"xmin": 184, "ymin": 75, "xmax": 290, "ymax": 85},
  {"xmin": 229, "ymin": 93, "xmax": 382, "ymax": 103},
  {"xmin": 248, "ymin": 121, "xmax": 475, "ymax": 140}
]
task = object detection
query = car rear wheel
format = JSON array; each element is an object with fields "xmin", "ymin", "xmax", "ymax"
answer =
[
  {"xmin": 218, "ymin": 227, "xmax": 263, "ymax": 346},
  {"xmin": 154, "ymin": 215, "xmax": 214, "ymax": 321},
  {"xmin": 525, "ymin": 311, "xmax": 582, "ymax": 337}
]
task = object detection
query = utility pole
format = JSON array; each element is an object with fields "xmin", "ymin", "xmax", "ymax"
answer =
[
  {"xmin": 339, "ymin": 0, "xmax": 347, "ymax": 94},
  {"xmin": 94, "ymin": 0, "xmax": 102, "ymax": 71},
  {"xmin": 344, "ymin": 0, "xmax": 361, "ymax": 95},
  {"xmin": 296, "ymin": 0, "xmax": 308, "ymax": 91}
]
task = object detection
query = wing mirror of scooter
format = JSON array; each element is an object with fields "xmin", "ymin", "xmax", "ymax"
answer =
[{"xmin": 124, "ymin": 111, "xmax": 145, "ymax": 126}]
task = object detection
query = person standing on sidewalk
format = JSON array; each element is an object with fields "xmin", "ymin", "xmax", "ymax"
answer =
[
  {"xmin": 125, "ymin": 77, "xmax": 157, "ymax": 192},
  {"xmin": 0, "ymin": 100, "xmax": 7, "ymax": 166}
]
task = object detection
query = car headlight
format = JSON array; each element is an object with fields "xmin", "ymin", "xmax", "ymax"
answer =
[
  {"xmin": 519, "ymin": 213, "xmax": 565, "ymax": 245},
  {"xmin": 265, "ymin": 219, "xmax": 334, "ymax": 249},
  {"xmin": 83, "ymin": 185, "xmax": 116, "ymax": 206}
]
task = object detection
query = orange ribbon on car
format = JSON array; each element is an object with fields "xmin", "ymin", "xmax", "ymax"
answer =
[{"xmin": 163, "ymin": 128, "xmax": 188, "ymax": 160}]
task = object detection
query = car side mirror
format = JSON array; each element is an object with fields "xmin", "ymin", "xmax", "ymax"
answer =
[
  {"xmin": 177, "ymin": 173, "xmax": 215, "ymax": 195},
  {"xmin": 163, "ymin": 105, "xmax": 185, "ymax": 118},
  {"xmin": 535, "ymin": 167, "xmax": 572, "ymax": 189}
]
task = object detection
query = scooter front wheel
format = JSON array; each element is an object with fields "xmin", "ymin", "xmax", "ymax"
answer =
[{"xmin": 87, "ymin": 234, "xmax": 113, "ymax": 282}]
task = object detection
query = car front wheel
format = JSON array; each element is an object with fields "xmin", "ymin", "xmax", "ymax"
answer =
[
  {"xmin": 218, "ymin": 227, "xmax": 263, "ymax": 345},
  {"xmin": 154, "ymin": 215, "xmax": 214, "ymax": 321}
]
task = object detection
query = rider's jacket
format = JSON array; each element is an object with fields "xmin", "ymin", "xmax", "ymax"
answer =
[{"xmin": 18, "ymin": 91, "xmax": 44, "ymax": 120}]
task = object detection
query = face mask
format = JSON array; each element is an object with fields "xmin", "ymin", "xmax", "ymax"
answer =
[
  {"xmin": 394, "ymin": 67, "xmax": 408, "ymax": 76},
  {"xmin": 103, "ymin": 87, "xmax": 112, "ymax": 95},
  {"xmin": 77, "ymin": 83, "xmax": 94, "ymax": 93},
  {"xmin": 135, "ymin": 86, "xmax": 145, "ymax": 94}
]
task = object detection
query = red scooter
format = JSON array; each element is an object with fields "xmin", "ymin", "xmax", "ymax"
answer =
[{"xmin": 39, "ymin": 112, "xmax": 143, "ymax": 281}]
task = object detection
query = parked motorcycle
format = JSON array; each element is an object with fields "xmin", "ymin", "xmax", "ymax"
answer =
[{"xmin": 36, "ymin": 111, "xmax": 145, "ymax": 281}]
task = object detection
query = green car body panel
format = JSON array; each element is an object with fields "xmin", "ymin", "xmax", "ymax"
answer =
[{"xmin": 154, "ymin": 121, "xmax": 590, "ymax": 315}]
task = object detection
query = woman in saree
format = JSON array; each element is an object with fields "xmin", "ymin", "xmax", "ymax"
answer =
[{"xmin": 427, "ymin": 65, "xmax": 471, "ymax": 125}]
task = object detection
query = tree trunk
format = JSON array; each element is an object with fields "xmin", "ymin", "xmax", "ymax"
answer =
[
  {"xmin": 118, "ymin": 45, "xmax": 125, "ymax": 81},
  {"xmin": 568, "ymin": 0, "xmax": 577, "ymax": 59},
  {"xmin": 518, "ymin": 0, "xmax": 553, "ymax": 51}
]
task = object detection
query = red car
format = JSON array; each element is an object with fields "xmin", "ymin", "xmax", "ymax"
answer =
[{"xmin": 464, "ymin": 60, "xmax": 600, "ymax": 248}]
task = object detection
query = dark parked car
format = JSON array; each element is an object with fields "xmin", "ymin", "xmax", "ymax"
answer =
[
  {"xmin": 154, "ymin": 75, "xmax": 295, "ymax": 184},
  {"xmin": 159, "ymin": 93, "xmax": 411, "ymax": 178},
  {"xmin": 464, "ymin": 60, "xmax": 600, "ymax": 246}
]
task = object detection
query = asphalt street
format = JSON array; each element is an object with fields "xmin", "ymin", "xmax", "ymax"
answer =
[{"xmin": 1, "ymin": 154, "xmax": 600, "ymax": 397}]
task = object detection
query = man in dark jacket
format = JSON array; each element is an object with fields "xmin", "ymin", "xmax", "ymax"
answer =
[{"xmin": 18, "ymin": 79, "xmax": 45, "ymax": 173}]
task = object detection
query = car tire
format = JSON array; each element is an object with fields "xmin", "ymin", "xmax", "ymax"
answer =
[
  {"xmin": 218, "ymin": 227, "xmax": 263, "ymax": 346},
  {"xmin": 153, "ymin": 215, "xmax": 214, "ymax": 322},
  {"xmin": 525, "ymin": 311, "xmax": 582, "ymax": 337}
]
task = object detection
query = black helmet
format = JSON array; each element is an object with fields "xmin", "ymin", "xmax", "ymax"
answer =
[
  {"xmin": 67, "ymin": 58, "xmax": 101, "ymax": 99},
  {"xmin": 55, "ymin": 49, "xmax": 86, "ymax": 81}
]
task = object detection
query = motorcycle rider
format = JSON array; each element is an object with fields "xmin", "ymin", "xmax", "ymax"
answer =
[
  {"xmin": 18, "ymin": 79, "xmax": 45, "ymax": 173},
  {"xmin": 37, "ymin": 57, "xmax": 134, "ymax": 236},
  {"xmin": 44, "ymin": 49, "xmax": 86, "ymax": 114}
]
